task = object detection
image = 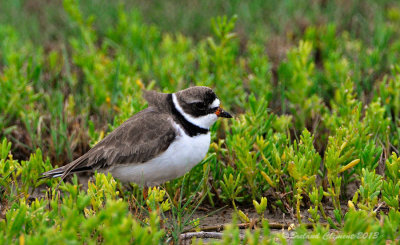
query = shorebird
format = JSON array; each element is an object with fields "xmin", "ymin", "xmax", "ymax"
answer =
[{"xmin": 41, "ymin": 86, "xmax": 232, "ymax": 187}]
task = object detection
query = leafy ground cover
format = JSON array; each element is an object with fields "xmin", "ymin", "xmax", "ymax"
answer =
[{"xmin": 1, "ymin": 0, "xmax": 400, "ymax": 244}]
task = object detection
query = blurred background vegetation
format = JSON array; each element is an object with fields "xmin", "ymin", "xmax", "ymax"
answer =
[
  {"xmin": 2, "ymin": 0, "xmax": 399, "ymax": 164},
  {"xmin": 2, "ymin": 0, "xmax": 397, "ymax": 44}
]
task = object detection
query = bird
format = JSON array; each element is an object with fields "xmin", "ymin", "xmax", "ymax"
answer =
[{"xmin": 41, "ymin": 86, "xmax": 232, "ymax": 187}]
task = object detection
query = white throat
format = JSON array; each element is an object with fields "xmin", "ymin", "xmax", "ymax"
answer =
[{"xmin": 172, "ymin": 93, "xmax": 219, "ymax": 129}]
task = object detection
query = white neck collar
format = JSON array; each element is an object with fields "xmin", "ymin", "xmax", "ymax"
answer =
[{"xmin": 172, "ymin": 93, "xmax": 219, "ymax": 129}]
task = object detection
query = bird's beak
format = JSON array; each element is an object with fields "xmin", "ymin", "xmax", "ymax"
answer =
[{"xmin": 215, "ymin": 107, "xmax": 232, "ymax": 118}]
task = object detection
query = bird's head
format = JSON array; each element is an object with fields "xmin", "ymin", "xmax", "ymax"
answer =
[{"xmin": 173, "ymin": 86, "xmax": 232, "ymax": 129}]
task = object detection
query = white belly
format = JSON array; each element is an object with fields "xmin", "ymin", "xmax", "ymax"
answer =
[{"xmin": 109, "ymin": 127, "xmax": 211, "ymax": 186}]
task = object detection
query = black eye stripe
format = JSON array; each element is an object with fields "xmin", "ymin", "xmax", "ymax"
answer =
[
  {"xmin": 167, "ymin": 94, "xmax": 209, "ymax": 136},
  {"xmin": 205, "ymin": 92, "xmax": 217, "ymax": 104},
  {"xmin": 192, "ymin": 102, "xmax": 207, "ymax": 109},
  {"xmin": 176, "ymin": 89, "xmax": 218, "ymax": 118}
]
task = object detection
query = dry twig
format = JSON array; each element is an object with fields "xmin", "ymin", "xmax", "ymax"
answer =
[
  {"xmin": 187, "ymin": 221, "xmax": 327, "ymax": 233},
  {"xmin": 180, "ymin": 231, "xmax": 245, "ymax": 241}
]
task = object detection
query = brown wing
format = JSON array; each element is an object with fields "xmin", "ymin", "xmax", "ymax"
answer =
[{"xmin": 61, "ymin": 108, "xmax": 177, "ymax": 178}]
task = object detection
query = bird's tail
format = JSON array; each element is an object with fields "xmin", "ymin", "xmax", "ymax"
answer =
[{"xmin": 39, "ymin": 166, "xmax": 67, "ymax": 179}]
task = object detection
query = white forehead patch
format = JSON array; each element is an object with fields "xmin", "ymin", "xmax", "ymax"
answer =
[
  {"xmin": 172, "ymin": 93, "xmax": 218, "ymax": 130},
  {"xmin": 209, "ymin": 98, "xmax": 220, "ymax": 109}
]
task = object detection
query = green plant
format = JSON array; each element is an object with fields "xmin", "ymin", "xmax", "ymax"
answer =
[
  {"xmin": 382, "ymin": 153, "xmax": 400, "ymax": 210},
  {"xmin": 253, "ymin": 197, "xmax": 268, "ymax": 223},
  {"xmin": 286, "ymin": 129, "xmax": 321, "ymax": 223},
  {"xmin": 354, "ymin": 169, "xmax": 382, "ymax": 212},
  {"xmin": 2, "ymin": 1, "xmax": 400, "ymax": 243}
]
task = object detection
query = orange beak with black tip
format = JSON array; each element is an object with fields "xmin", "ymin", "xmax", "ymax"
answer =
[{"xmin": 215, "ymin": 107, "xmax": 232, "ymax": 118}]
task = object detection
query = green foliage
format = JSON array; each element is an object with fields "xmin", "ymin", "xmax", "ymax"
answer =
[
  {"xmin": 1, "ymin": 0, "xmax": 400, "ymax": 243},
  {"xmin": 0, "ymin": 138, "xmax": 55, "ymax": 202},
  {"xmin": 355, "ymin": 169, "xmax": 383, "ymax": 211},
  {"xmin": 278, "ymin": 40, "xmax": 323, "ymax": 128},
  {"xmin": 86, "ymin": 172, "xmax": 120, "ymax": 213},
  {"xmin": 286, "ymin": 129, "xmax": 321, "ymax": 181},
  {"xmin": 0, "ymin": 171, "xmax": 164, "ymax": 244},
  {"xmin": 220, "ymin": 173, "xmax": 243, "ymax": 204},
  {"xmin": 307, "ymin": 186, "xmax": 324, "ymax": 223},
  {"xmin": 253, "ymin": 197, "xmax": 268, "ymax": 223},
  {"xmin": 286, "ymin": 129, "xmax": 321, "ymax": 223},
  {"xmin": 146, "ymin": 187, "xmax": 171, "ymax": 212},
  {"xmin": 382, "ymin": 153, "xmax": 400, "ymax": 209}
]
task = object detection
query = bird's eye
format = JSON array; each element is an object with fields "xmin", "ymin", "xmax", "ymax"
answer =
[{"xmin": 193, "ymin": 102, "xmax": 206, "ymax": 110}]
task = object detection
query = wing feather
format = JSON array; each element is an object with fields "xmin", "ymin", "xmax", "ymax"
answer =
[{"xmin": 54, "ymin": 108, "xmax": 177, "ymax": 179}]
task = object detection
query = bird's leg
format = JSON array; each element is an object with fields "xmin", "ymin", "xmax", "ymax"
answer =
[
  {"xmin": 173, "ymin": 187, "xmax": 181, "ymax": 205},
  {"xmin": 143, "ymin": 186, "xmax": 154, "ymax": 213},
  {"xmin": 142, "ymin": 186, "xmax": 148, "ymax": 201}
]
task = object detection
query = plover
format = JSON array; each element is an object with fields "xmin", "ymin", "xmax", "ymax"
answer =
[{"xmin": 41, "ymin": 86, "xmax": 232, "ymax": 186}]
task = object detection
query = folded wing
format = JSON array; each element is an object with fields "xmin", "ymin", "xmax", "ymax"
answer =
[{"xmin": 41, "ymin": 108, "xmax": 177, "ymax": 180}]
